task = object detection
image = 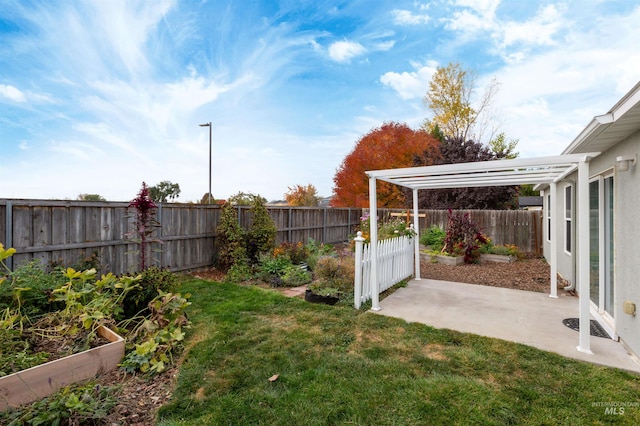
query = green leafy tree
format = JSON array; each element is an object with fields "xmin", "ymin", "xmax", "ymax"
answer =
[
  {"xmin": 285, "ymin": 184, "xmax": 320, "ymax": 207},
  {"xmin": 421, "ymin": 62, "xmax": 499, "ymax": 143},
  {"xmin": 489, "ymin": 132, "xmax": 519, "ymax": 159},
  {"xmin": 149, "ymin": 181, "xmax": 181, "ymax": 203},
  {"xmin": 228, "ymin": 191, "xmax": 257, "ymax": 206},
  {"xmin": 77, "ymin": 194, "xmax": 106, "ymax": 201},
  {"xmin": 518, "ymin": 184, "xmax": 540, "ymax": 196}
]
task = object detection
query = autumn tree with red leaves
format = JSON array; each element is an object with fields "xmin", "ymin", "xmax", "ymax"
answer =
[{"xmin": 331, "ymin": 122, "xmax": 440, "ymax": 208}]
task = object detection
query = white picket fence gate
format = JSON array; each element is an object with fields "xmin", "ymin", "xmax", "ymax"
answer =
[{"xmin": 353, "ymin": 231, "xmax": 415, "ymax": 309}]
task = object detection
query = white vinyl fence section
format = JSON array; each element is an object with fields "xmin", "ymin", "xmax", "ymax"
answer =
[{"xmin": 353, "ymin": 231, "xmax": 415, "ymax": 309}]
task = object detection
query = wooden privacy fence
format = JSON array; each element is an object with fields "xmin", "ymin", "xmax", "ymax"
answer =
[
  {"xmin": 0, "ymin": 200, "xmax": 361, "ymax": 275},
  {"xmin": 353, "ymin": 232, "xmax": 415, "ymax": 309},
  {"xmin": 375, "ymin": 209, "xmax": 543, "ymax": 255},
  {"xmin": 0, "ymin": 199, "xmax": 541, "ymax": 275}
]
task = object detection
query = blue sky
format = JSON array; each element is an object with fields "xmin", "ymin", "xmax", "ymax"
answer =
[{"xmin": 1, "ymin": 0, "xmax": 639, "ymax": 202}]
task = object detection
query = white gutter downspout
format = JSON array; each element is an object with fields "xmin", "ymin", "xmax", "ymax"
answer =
[
  {"xmin": 577, "ymin": 158, "xmax": 592, "ymax": 354},
  {"xmin": 413, "ymin": 188, "xmax": 421, "ymax": 281},
  {"xmin": 369, "ymin": 176, "xmax": 380, "ymax": 311}
]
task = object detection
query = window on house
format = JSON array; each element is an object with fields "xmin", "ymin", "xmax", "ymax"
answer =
[
  {"xmin": 565, "ymin": 185, "xmax": 572, "ymax": 253},
  {"xmin": 546, "ymin": 193, "xmax": 551, "ymax": 242}
]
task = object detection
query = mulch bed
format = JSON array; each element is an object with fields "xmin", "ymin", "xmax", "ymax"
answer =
[{"xmin": 420, "ymin": 257, "xmax": 569, "ymax": 294}]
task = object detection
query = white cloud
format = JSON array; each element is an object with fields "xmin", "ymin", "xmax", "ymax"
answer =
[
  {"xmin": 374, "ymin": 40, "xmax": 396, "ymax": 51},
  {"xmin": 391, "ymin": 9, "xmax": 430, "ymax": 25},
  {"xmin": 0, "ymin": 84, "xmax": 27, "ymax": 102},
  {"xmin": 454, "ymin": 0, "xmax": 499, "ymax": 15},
  {"xmin": 328, "ymin": 40, "xmax": 366, "ymax": 62},
  {"xmin": 380, "ymin": 62, "xmax": 437, "ymax": 100},
  {"xmin": 500, "ymin": 5, "xmax": 563, "ymax": 50}
]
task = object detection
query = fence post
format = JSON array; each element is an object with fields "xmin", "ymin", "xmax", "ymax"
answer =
[
  {"xmin": 5, "ymin": 200, "xmax": 13, "ymax": 271},
  {"xmin": 353, "ymin": 231, "xmax": 365, "ymax": 309}
]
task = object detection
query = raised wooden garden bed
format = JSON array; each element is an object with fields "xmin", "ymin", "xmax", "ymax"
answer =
[
  {"xmin": 0, "ymin": 326, "xmax": 124, "ymax": 410},
  {"xmin": 479, "ymin": 253, "xmax": 515, "ymax": 263},
  {"xmin": 421, "ymin": 252, "xmax": 464, "ymax": 266}
]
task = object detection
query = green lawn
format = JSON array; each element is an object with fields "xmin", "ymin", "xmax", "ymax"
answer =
[{"xmin": 158, "ymin": 279, "xmax": 640, "ymax": 425}]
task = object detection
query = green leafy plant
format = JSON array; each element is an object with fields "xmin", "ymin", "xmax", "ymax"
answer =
[
  {"xmin": 257, "ymin": 254, "xmax": 292, "ymax": 287},
  {"xmin": 120, "ymin": 291, "xmax": 191, "ymax": 375},
  {"xmin": 223, "ymin": 262, "xmax": 253, "ymax": 283},
  {"xmin": 479, "ymin": 239, "xmax": 523, "ymax": 258},
  {"xmin": 304, "ymin": 238, "xmax": 336, "ymax": 271},
  {"xmin": 281, "ymin": 264, "xmax": 312, "ymax": 287},
  {"xmin": 50, "ymin": 268, "xmax": 141, "ymax": 338},
  {"xmin": 420, "ymin": 225, "xmax": 446, "ymax": 249},
  {"xmin": 0, "ymin": 381, "xmax": 117, "ymax": 425},
  {"xmin": 121, "ymin": 266, "xmax": 178, "ymax": 319},
  {"xmin": 354, "ymin": 212, "xmax": 417, "ymax": 245}
]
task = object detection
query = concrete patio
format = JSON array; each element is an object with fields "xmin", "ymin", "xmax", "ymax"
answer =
[{"xmin": 373, "ymin": 278, "xmax": 640, "ymax": 374}]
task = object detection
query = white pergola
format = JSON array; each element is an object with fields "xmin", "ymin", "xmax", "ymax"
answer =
[{"xmin": 366, "ymin": 153, "xmax": 600, "ymax": 354}]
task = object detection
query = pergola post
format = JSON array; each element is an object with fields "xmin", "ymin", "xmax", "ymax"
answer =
[
  {"xmin": 549, "ymin": 183, "xmax": 558, "ymax": 298},
  {"xmin": 577, "ymin": 159, "xmax": 592, "ymax": 354},
  {"xmin": 369, "ymin": 176, "xmax": 380, "ymax": 311},
  {"xmin": 413, "ymin": 188, "xmax": 421, "ymax": 281}
]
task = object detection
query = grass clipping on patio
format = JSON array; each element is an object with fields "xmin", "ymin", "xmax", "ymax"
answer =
[{"xmin": 157, "ymin": 279, "xmax": 640, "ymax": 425}]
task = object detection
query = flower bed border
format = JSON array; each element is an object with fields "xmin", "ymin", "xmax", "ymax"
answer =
[{"xmin": 0, "ymin": 326, "xmax": 124, "ymax": 410}]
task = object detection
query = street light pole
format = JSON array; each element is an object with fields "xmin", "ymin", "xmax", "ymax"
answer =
[{"xmin": 199, "ymin": 122, "xmax": 212, "ymax": 203}]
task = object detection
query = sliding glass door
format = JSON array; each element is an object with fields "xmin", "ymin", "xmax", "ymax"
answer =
[{"xmin": 589, "ymin": 175, "xmax": 614, "ymax": 319}]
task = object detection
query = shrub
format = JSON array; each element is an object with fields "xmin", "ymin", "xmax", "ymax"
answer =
[
  {"xmin": 420, "ymin": 225, "xmax": 446, "ymax": 248},
  {"xmin": 223, "ymin": 262, "xmax": 253, "ymax": 283},
  {"xmin": 215, "ymin": 202, "xmax": 247, "ymax": 271},
  {"xmin": 443, "ymin": 210, "xmax": 487, "ymax": 264},
  {"xmin": 305, "ymin": 239, "xmax": 335, "ymax": 271},
  {"xmin": 281, "ymin": 265, "xmax": 312, "ymax": 287},
  {"xmin": 273, "ymin": 241, "xmax": 309, "ymax": 265},
  {"xmin": 257, "ymin": 255, "xmax": 292, "ymax": 287},
  {"xmin": 311, "ymin": 256, "xmax": 355, "ymax": 296},
  {"xmin": 121, "ymin": 267, "xmax": 178, "ymax": 319},
  {"xmin": 245, "ymin": 195, "xmax": 277, "ymax": 264}
]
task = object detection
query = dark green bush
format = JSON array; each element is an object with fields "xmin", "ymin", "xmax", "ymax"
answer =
[
  {"xmin": 257, "ymin": 255, "xmax": 292, "ymax": 286},
  {"xmin": 214, "ymin": 202, "xmax": 247, "ymax": 271},
  {"xmin": 122, "ymin": 267, "xmax": 178, "ymax": 319},
  {"xmin": 420, "ymin": 225, "xmax": 446, "ymax": 247},
  {"xmin": 245, "ymin": 196, "xmax": 277, "ymax": 265}
]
